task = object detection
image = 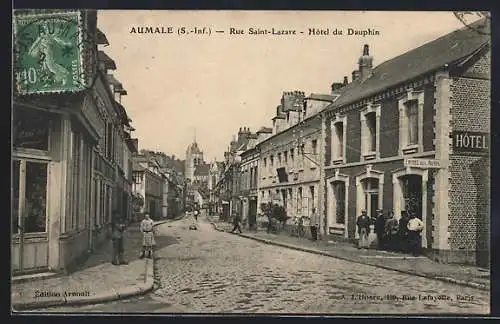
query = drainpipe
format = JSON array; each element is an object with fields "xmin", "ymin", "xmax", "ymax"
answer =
[{"xmin": 319, "ymin": 112, "xmax": 327, "ymax": 238}]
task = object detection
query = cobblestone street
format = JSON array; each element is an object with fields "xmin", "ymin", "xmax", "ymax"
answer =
[{"xmin": 39, "ymin": 216, "xmax": 489, "ymax": 314}]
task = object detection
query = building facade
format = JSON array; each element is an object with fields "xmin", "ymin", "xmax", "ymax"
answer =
[
  {"xmin": 256, "ymin": 91, "xmax": 334, "ymax": 234},
  {"xmin": 239, "ymin": 136, "xmax": 259, "ymax": 229},
  {"xmin": 323, "ymin": 21, "xmax": 490, "ymax": 266},
  {"xmin": 132, "ymin": 156, "xmax": 164, "ymax": 220},
  {"xmin": 12, "ymin": 9, "xmax": 137, "ymax": 274}
]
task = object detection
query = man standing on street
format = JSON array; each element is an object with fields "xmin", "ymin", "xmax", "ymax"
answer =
[
  {"xmin": 140, "ymin": 213, "xmax": 156, "ymax": 259},
  {"xmin": 356, "ymin": 210, "xmax": 371, "ymax": 249},
  {"xmin": 375, "ymin": 209, "xmax": 387, "ymax": 250},
  {"xmin": 230, "ymin": 213, "xmax": 243, "ymax": 234},
  {"xmin": 111, "ymin": 213, "xmax": 128, "ymax": 265},
  {"xmin": 310, "ymin": 208, "xmax": 319, "ymax": 241},
  {"xmin": 407, "ymin": 213, "xmax": 424, "ymax": 256}
]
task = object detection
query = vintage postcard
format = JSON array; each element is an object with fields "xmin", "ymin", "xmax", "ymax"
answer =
[{"xmin": 11, "ymin": 10, "xmax": 491, "ymax": 315}]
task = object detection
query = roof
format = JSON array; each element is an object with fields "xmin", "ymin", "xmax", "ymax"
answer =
[
  {"xmin": 98, "ymin": 51, "xmax": 117, "ymax": 70},
  {"xmin": 307, "ymin": 93, "xmax": 336, "ymax": 102},
  {"xmin": 96, "ymin": 28, "xmax": 109, "ymax": 46},
  {"xmin": 257, "ymin": 126, "xmax": 273, "ymax": 134},
  {"xmin": 272, "ymin": 113, "xmax": 286, "ymax": 120},
  {"xmin": 132, "ymin": 159, "xmax": 146, "ymax": 172},
  {"xmin": 115, "ymin": 101, "xmax": 130, "ymax": 126},
  {"xmin": 327, "ymin": 19, "xmax": 490, "ymax": 111},
  {"xmin": 106, "ymin": 74, "xmax": 122, "ymax": 87},
  {"xmin": 194, "ymin": 163, "xmax": 210, "ymax": 176}
]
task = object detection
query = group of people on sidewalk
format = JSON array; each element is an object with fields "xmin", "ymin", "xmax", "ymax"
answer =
[
  {"xmin": 110, "ymin": 212, "xmax": 157, "ymax": 265},
  {"xmin": 356, "ymin": 209, "xmax": 424, "ymax": 256}
]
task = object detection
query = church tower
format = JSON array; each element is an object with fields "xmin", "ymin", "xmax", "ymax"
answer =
[{"xmin": 185, "ymin": 129, "xmax": 204, "ymax": 181}]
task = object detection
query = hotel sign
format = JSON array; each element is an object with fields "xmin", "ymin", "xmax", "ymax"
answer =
[
  {"xmin": 452, "ymin": 131, "xmax": 489, "ymax": 155},
  {"xmin": 404, "ymin": 159, "xmax": 441, "ymax": 169},
  {"xmin": 13, "ymin": 11, "xmax": 86, "ymax": 95}
]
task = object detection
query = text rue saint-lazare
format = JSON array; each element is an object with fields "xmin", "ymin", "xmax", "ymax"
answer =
[{"xmin": 229, "ymin": 27, "xmax": 380, "ymax": 36}]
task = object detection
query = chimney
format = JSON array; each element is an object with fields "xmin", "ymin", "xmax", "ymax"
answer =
[
  {"xmin": 352, "ymin": 70, "xmax": 361, "ymax": 81},
  {"xmin": 343, "ymin": 76, "xmax": 348, "ymax": 85},
  {"xmin": 358, "ymin": 44, "xmax": 373, "ymax": 81},
  {"xmin": 331, "ymin": 82, "xmax": 344, "ymax": 95}
]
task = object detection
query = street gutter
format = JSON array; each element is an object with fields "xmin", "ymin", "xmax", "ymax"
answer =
[{"xmin": 210, "ymin": 222, "xmax": 489, "ymax": 292}]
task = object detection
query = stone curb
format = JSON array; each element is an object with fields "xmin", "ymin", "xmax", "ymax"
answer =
[
  {"xmin": 210, "ymin": 222, "xmax": 488, "ymax": 291},
  {"xmin": 11, "ymin": 223, "xmax": 168, "ymax": 311}
]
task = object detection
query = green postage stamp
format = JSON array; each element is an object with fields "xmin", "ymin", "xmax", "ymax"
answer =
[{"xmin": 13, "ymin": 11, "xmax": 86, "ymax": 95}]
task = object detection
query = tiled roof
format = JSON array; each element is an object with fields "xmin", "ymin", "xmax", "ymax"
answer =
[
  {"xmin": 307, "ymin": 93, "xmax": 336, "ymax": 102},
  {"xmin": 328, "ymin": 19, "xmax": 490, "ymax": 111}
]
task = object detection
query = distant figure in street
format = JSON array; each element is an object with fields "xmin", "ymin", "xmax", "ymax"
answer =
[
  {"xmin": 140, "ymin": 213, "xmax": 156, "ymax": 259},
  {"xmin": 385, "ymin": 211, "xmax": 399, "ymax": 251},
  {"xmin": 356, "ymin": 210, "xmax": 371, "ymax": 249},
  {"xmin": 231, "ymin": 213, "xmax": 243, "ymax": 234},
  {"xmin": 398, "ymin": 211, "xmax": 410, "ymax": 252},
  {"xmin": 194, "ymin": 209, "xmax": 199, "ymax": 222},
  {"xmin": 407, "ymin": 213, "xmax": 424, "ymax": 256},
  {"xmin": 111, "ymin": 214, "xmax": 128, "ymax": 265},
  {"xmin": 310, "ymin": 208, "xmax": 319, "ymax": 241},
  {"xmin": 375, "ymin": 209, "xmax": 387, "ymax": 250}
]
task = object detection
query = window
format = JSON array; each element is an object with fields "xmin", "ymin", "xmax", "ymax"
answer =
[
  {"xmin": 133, "ymin": 173, "xmax": 142, "ymax": 184},
  {"xmin": 399, "ymin": 90, "xmax": 424, "ymax": 154},
  {"xmin": 297, "ymin": 187, "xmax": 303, "ymax": 213},
  {"xmin": 333, "ymin": 182, "xmax": 346, "ymax": 224},
  {"xmin": 278, "ymin": 153, "xmax": 282, "ymax": 165},
  {"xmin": 360, "ymin": 104, "xmax": 381, "ymax": 159},
  {"xmin": 407, "ymin": 101, "xmax": 418, "ymax": 145},
  {"xmin": 106, "ymin": 122, "xmax": 113, "ymax": 160},
  {"xmin": 366, "ymin": 113, "xmax": 376, "ymax": 152},
  {"xmin": 331, "ymin": 117, "xmax": 347, "ymax": 163},
  {"xmin": 13, "ymin": 107, "xmax": 50, "ymax": 151},
  {"xmin": 263, "ymin": 158, "xmax": 267, "ymax": 168},
  {"xmin": 270, "ymin": 155, "xmax": 274, "ymax": 167},
  {"xmin": 290, "ymin": 148, "xmax": 294, "ymax": 161},
  {"xmin": 312, "ymin": 140, "xmax": 318, "ymax": 155},
  {"xmin": 12, "ymin": 160, "xmax": 48, "ymax": 234},
  {"xmin": 310, "ymin": 186, "xmax": 315, "ymax": 210},
  {"xmin": 70, "ymin": 131, "xmax": 82, "ymax": 231},
  {"xmin": 284, "ymin": 151, "xmax": 288, "ymax": 164}
]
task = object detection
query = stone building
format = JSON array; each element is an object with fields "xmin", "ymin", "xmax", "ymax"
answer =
[
  {"xmin": 132, "ymin": 155, "xmax": 164, "ymax": 220},
  {"xmin": 11, "ymin": 9, "xmax": 137, "ymax": 275},
  {"xmin": 185, "ymin": 140, "xmax": 204, "ymax": 182},
  {"xmin": 239, "ymin": 132, "xmax": 260, "ymax": 228},
  {"xmin": 322, "ymin": 19, "xmax": 490, "ymax": 266},
  {"xmin": 256, "ymin": 91, "xmax": 335, "ymax": 233}
]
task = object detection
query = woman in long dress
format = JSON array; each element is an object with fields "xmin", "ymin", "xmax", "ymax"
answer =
[{"xmin": 140, "ymin": 213, "xmax": 156, "ymax": 259}]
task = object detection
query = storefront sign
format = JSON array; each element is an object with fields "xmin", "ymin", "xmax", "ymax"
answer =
[
  {"xmin": 452, "ymin": 131, "xmax": 489, "ymax": 155},
  {"xmin": 404, "ymin": 158, "xmax": 441, "ymax": 169},
  {"xmin": 13, "ymin": 11, "xmax": 85, "ymax": 95}
]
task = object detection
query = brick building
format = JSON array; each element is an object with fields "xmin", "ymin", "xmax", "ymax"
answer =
[{"xmin": 322, "ymin": 19, "xmax": 490, "ymax": 266}]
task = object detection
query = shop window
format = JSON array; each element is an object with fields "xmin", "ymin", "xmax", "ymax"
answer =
[{"xmin": 13, "ymin": 107, "xmax": 50, "ymax": 151}]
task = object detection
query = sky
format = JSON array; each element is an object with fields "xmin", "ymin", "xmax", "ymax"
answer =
[{"xmin": 96, "ymin": 10, "xmax": 472, "ymax": 162}]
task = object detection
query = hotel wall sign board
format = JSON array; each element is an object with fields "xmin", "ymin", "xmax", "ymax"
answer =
[{"xmin": 451, "ymin": 131, "xmax": 489, "ymax": 155}]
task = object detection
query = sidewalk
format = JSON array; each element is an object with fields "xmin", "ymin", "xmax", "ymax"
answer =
[
  {"xmin": 11, "ymin": 219, "xmax": 170, "ymax": 311},
  {"xmin": 209, "ymin": 217, "xmax": 489, "ymax": 291}
]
